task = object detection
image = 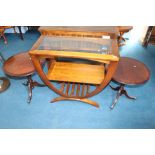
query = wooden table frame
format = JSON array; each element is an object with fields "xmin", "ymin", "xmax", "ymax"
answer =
[
  {"xmin": 29, "ymin": 49, "xmax": 119, "ymax": 107},
  {"xmin": 29, "ymin": 27, "xmax": 119, "ymax": 107}
]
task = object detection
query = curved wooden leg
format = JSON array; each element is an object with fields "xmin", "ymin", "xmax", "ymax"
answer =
[
  {"xmin": 51, "ymin": 97, "xmax": 99, "ymax": 108},
  {"xmin": 110, "ymin": 85, "xmax": 123, "ymax": 109},
  {"xmin": 122, "ymin": 89, "xmax": 136, "ymax": 100},
  {"xmin": 23, "ymin": 75, "xmax": 46, "ymax": 103},
  {"xmin": 110, "ymin": 84, "xmax": 136, "ymax": 109},
  {"xmin": 27, "ymin": 81, "xmax": 32, "ymax": 103},
  {"xmin": 110, "ymin": 85, "xmax": 120, "ymax": 91}
]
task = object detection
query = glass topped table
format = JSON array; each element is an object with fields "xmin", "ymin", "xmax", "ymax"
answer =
[{"xmin": 29, "ymin": 35, "xmax": 119, "ymax": 107}]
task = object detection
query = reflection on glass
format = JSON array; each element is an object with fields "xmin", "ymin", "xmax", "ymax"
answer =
[{"xmin": 38, "ymin": 36, "xmax": 112, "ymax": 54}]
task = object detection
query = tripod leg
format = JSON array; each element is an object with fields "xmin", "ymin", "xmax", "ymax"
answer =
[
  {"xmin": 26, "ymin": 75, "xmax": 33, "ymax": 103},
  {"xmin": 27, "ymin": 82, "xmax": 32, "ymax": 103},
  {"xmin": 110, "ymin": 85, "xmax": 121, "ymax": 91},
  {"xmin": 110, "ymin": 85, "xmax": 124, "ymax": 109},
  {"xmin": 110, "ymin": 87, "xmax": 122, "ymax": 109},
  {"xmin": 122, "ymin": 89, "xmax": 136, "ymax": 100}
]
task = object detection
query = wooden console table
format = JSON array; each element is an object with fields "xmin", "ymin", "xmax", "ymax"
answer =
[{"xmin": 29, "ymin": 34, "xmax": 119, "ymax": 107}]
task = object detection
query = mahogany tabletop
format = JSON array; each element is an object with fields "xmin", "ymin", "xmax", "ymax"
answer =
[
  {"xmin": 112, "ymin": 57, "xmax": 150, "ymax": 85},
  {"xmin": 3, "ymin": 52, "xmax": 35, "ymax": 77}
]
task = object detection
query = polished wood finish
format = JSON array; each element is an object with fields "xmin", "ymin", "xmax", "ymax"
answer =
[
  {"xmin": 47, "ymin": 62, "xmax": 105, "ymax": 84},
  {"xmin": 51, "ymin": 96, "xmax": 99, "ymax": 108},
  {"xmin": 112, "ymin": 57, "xmax": 150, "ymax": 85},
  {"xmin": 23, "ymin": 75, "xmax": 45, "ymax": 103},
  {"xmin": 3, "ymin": 52, "xmax": 35, "ymax": 77},
  {"xmin": 29, "ymin": 31, "xmax": 119, "ymax": 107},
  {"xmin": 39, "ymin": 26, "xmax": 119, "ymax": 39},
  {"xmin": 0, "ymin": 77, "xmax": 10, "ymax": 93},
  {"xmin": 30, "ymin": 49, "xmax": 118, "ymax": 61},
  {"xmin": 110, "ymin": 57, "xmax": 150, "ymax": 109},
  {"xmin": 3, "ymin": 52, "xmax": 45, "ymax": 103},
  {"xmin": 110, "ymin": 84, "xmax": 136, "ymax": 109}
]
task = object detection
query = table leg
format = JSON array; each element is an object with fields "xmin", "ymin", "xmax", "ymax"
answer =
[
  {"xmin": 110, "ymin": 84, "xmax": 124, "ymax": 109},
  {"xmin": 110, "ymin": 84, "xmax": 136, "ymax": 109},
  {"xmin": 118, "ymin": 32, "xmax": 127, "ymax": 47},
  {"xmin": 17, "ymin": 26, "xmax": 24, "ymax": 40},
  {"xmin": 23, "ymin": 75, "xmax": 46, "ymax": 103}
]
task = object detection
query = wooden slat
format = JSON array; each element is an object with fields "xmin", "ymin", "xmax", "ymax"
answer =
[
  {"xmin": 60, "ymin": 82, "xmax": 65, "ymax": 92},
  {"xmin": 47, "ymin": 62, "xmax": 105, "ymax": 84},
  {"xmin": 65, "ymin": 83, "xmax": 70, "ymax": 96},
  {"xmin": 86, "ymin": 85, "xmax": 90, "ymax": 94},
  {"xmin": 81, "ymin": 84, "xmax": 86, "ymax": 97},
  {"xmin": 70, "ymin": 83, "xmax": 75, "ymax": 96},
  {"xmin": 76, "ymin": 84, "xmax": 80, "ymax": 96}
]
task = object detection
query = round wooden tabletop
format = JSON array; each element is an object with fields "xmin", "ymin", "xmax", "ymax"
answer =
[
  {"xmin": 112, "ymin": 57, "xmax": 150, "ymax": 85},
  {"xmin": 3, "ymin": 52, "xmax": 36, "ymax": 77}
]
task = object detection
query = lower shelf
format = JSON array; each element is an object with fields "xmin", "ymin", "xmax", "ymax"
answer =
[{"xmin": 47, "ymin": 62, "xmax": 105, "ymax": 84}]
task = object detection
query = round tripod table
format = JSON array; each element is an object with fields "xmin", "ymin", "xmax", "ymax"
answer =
[
  {"xmin": 3, "ymin": 52, "xmax": 45, "ymax": 103},
  {"xmin": 110, "ymin": 57, "xmax": 150, "ymax": 109}
]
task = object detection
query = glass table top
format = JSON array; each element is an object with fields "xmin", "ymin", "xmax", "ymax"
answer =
[{"xmin": 37, "ymin": 36, "xmax": 116, "ymax": 55}]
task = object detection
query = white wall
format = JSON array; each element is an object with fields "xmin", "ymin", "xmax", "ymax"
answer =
[{"xmin": 4, "ymin": 26, "xmax": 28, "ymax": 33}]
